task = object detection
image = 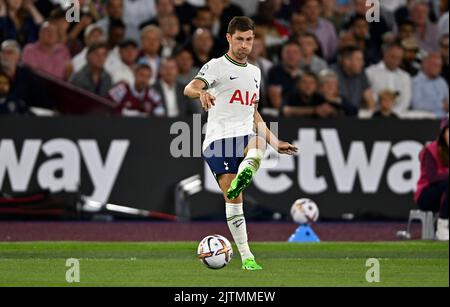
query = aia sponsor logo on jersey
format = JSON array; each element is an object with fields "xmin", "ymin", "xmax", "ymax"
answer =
[{"xmin": 229, "ymin": 90, "xmax": 257, "ymax": 107}]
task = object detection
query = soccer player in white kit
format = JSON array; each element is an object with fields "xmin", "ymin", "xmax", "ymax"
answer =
[{"xmin": 184, "ymin": 17, "xmax": 298, "ymax": 270}]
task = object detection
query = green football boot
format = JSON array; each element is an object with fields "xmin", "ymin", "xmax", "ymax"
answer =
[
  {"xmin": 242, "ymin": 258, "xmax": 263, "ymax": 271},
  {"xmin": 227, "ymin": 167, "xmax": 254, "ymax": 201}
]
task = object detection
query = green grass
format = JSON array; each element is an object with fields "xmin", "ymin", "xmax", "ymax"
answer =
[{"xmin": 0, "ymin": 242, "xmax": 448, "ymax": 287}]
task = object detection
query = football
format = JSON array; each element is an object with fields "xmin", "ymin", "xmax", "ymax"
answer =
[
  {"xmin": 197, "ymin": 235, "xmax": 233, "ymax": 269},
  {"xmin": 290, "ymin": 198, "xmax": 320, "ymax": 224}
]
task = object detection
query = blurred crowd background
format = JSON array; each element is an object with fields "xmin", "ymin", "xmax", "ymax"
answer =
[{"xmin": 0, "ymin": 0, "xmax": 448, "ymax": 119}]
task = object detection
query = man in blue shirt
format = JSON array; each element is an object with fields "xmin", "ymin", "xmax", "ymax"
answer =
[{"xmin": 412, "ymin": 52, "xmax": 449, "ymax": 118}]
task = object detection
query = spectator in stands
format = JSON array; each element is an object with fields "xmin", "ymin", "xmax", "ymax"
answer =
[
  {"xmin": 22, "ymin": 21, "xmax": 72, "ymax": 80},
  {"xmin": 0, "ymin": 0, "xmax": 44, "ymax": 47},
  {"xmin": 267, "ymin": 41, "xmax": 303, "ymax": 110},
  {"xmin": 108, "ymin": 18, "xmax": 126, "ymax": 51},
  {"xmin": 252, "ymin": 0, "xmax": 290, "ymax": 48},
  {"xmin": 0, "ymin": 69, "xmax": 29, "ymax": 115},
  {"xmin": 104, "ymin": 19, "xmax": 127, "ymax": 69},
  {"xmin": 440, "ymin": 34, "xmax": 449, "ymax": 85},
  {"xmin": 159, "ymin": 14, "xmax": 182, "ymax": 58},
  {"xmin": 206, "ymin": 0, "xmax": 225, "ymax": 39},
  {"xmin": 0, "ymin": 39, "xmax": 49, "ymax": 108},
  {"xmin": 97, "ymin": 0, "xmax": 127, "ymax": 39},
  {"xmin": 48, "ymin": 6, "xmax": 69, "ymax": 45},
  {"xmin": 190, "ymin": 28, "xmax": 216, "ymax": 69},
  {"xmin": 290, "ymin": 12, "xmax": 308, "ymax": 42},
  {"xmin": 366, "ymin": 43, "xmax": 412, "ymax": 114},
  {"xmin": 66, "ymin": 0, "xmax": 100, "ymax": 56},
  {"xmin": 248, "ymin": 33, "xmax": 273, "ymax": 107},
  {"xmin": 318, "ymin": 69, "xmax": 358, "ymax": 117},
  {"xmin": 337, "ymin": 29, "xmax": 357, "ymax": 50},
  {"xmin": 415, "ymin": 118, "xmax": 449, "ymax": 241},
  {"xmin": 332, "ymin": 46, "xmax": 375, "ymax": 110},
  {"xmin": 192, "ymin": 6, "xmax": 214, "ymax": 33},
  {"xmin": 397, "ymin": 19, "xmax": 416, "ymax": 42},
  {"xmin": 283, "ymin": 71, "xmax": 333, "ymax": 118},
  {"xmin": 175, "ymin": 0, "xmax": 199, "ymax": 35},
  {"xmin": 400, "ymin": 37, "xmax": 421, "ymax": 77},
  {"xmin": 108, "ymin": 39, "xmax": 139, "ymax": 86},
  {"xmin": 345, "ymin": 0, "xmax": 391, "ymax": 50},
  {"xmin": 107, "ymin": 63, "xmax": 165, "ymax": 116},
  {"xmin": 409, "ymin": 0, "xmax": 439, "ymax": 52},
  {"xmin": 438, "ymin": 7, "xmax": 448, "ymax": 37},
  {"xmin": 139, "ymin": 25, "xmax": 162, "ymax": 86},
  {"xmin": 70, "ymin": 42, "xmax": 112, "ymax": 96},
  {"xmin": 321, "ymin": 0, "xmax": 346, "ymax": 33},
  {"xmin": 302, "ymin": 0, "xmax": 338, "ymax": 62},
  {"xmin": 348, "ymin": 14, "xmax": 382, "ymax": 66},
  {"xmin": 371, "ymin": 89, "xmax": 400, "ymax": 119},
  {"xmin": 72, "ymin": 24, "xmax": 105, "ymax": 74},
  {"xmin": 153, "ymin": 57, "xmax": 199, "ymax": 117},
  {"xmin": 139, "ymin": 0, "xmax": 175, "ymax": 28},
  {"xmin": 175, "ymin": 48, "xmax": 198, "ymax": 87},
  {"xmin": 221, "ymin": 0, "xmax": 245, "ymax": 30},
  {"xmin": 298, "ymin": 33, "xmax": 328, "ymax": 75},
  {"xmin": 123, "ymin": 0, "xmax": 156, "ymax": 43},
  {"xmin": 412, "ymin": 52, "xmax": 449, "ymax": 118}
]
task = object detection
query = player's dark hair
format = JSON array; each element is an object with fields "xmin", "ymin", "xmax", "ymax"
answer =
[{"xmin": 227, "ymin": 16, "xmax": 255, "ymax": 35}]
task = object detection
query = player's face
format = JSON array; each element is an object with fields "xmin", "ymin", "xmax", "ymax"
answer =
[{"xmin": 227, "ymin": 31, "xmax": 254, "ymax": 61}]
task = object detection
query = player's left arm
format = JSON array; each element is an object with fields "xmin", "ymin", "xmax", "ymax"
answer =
[{"xmin": 253, "ymin": 105, "xmax": 298, "ymax": 155}]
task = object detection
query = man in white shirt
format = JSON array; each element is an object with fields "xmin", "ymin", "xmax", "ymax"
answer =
[
  {"xmin": 107, "ymin": 39, "xmax": 139, "ymax": 85},
  {"xmin": 123, "ymin": 0, "xmax": 157, "ymax": 42},
  {"xmin": 139, "ymin": 25, "xmax": 162, "ymax": 85},
  {"xmin": 366, "ymin": 43, "xmax": 412, "ymax": 114}
]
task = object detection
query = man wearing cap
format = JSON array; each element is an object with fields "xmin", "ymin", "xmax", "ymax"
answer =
[
  {"xmin": 72, "ymin": 23, "xmax": 106, "ymax": 74},
  {"xmin": 70, "ymin": 42, "xmax": 113, "ymax": 96},
  {"xmin": 400, "ymin": 37, "xmax": 421, "ymax": 77}
]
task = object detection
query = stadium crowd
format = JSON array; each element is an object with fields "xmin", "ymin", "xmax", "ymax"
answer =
[{"xmin": 0, "ymin": 0, "xmax": 449, "ymax": 119}]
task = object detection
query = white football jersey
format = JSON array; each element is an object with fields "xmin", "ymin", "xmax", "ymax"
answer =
[{"xmin": 195, "ymin": 54, "xmax": 261, "ymax": 151}]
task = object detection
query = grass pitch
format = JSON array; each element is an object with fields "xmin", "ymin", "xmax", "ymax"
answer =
[{"xmin": 0, "ymin": 242, "xmax": 448, "ymax": 287}]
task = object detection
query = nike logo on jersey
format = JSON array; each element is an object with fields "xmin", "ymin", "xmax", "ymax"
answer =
[{"xmin": 230, "ymin": 76, "xmax": 239, "ymax": 80}]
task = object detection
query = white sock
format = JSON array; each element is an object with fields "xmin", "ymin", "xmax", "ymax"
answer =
[
  {"xmin": 226, "ymin": 203, "xmax": 254, "ymax": 261},
  {"xmin": 237, "ymin": 148, "xmax": 265, "ymax": 174}
]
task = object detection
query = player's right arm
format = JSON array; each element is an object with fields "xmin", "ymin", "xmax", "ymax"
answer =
[{"xmin": 183, "ymin": 79, "xmax": 216, "ymax": 112}]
